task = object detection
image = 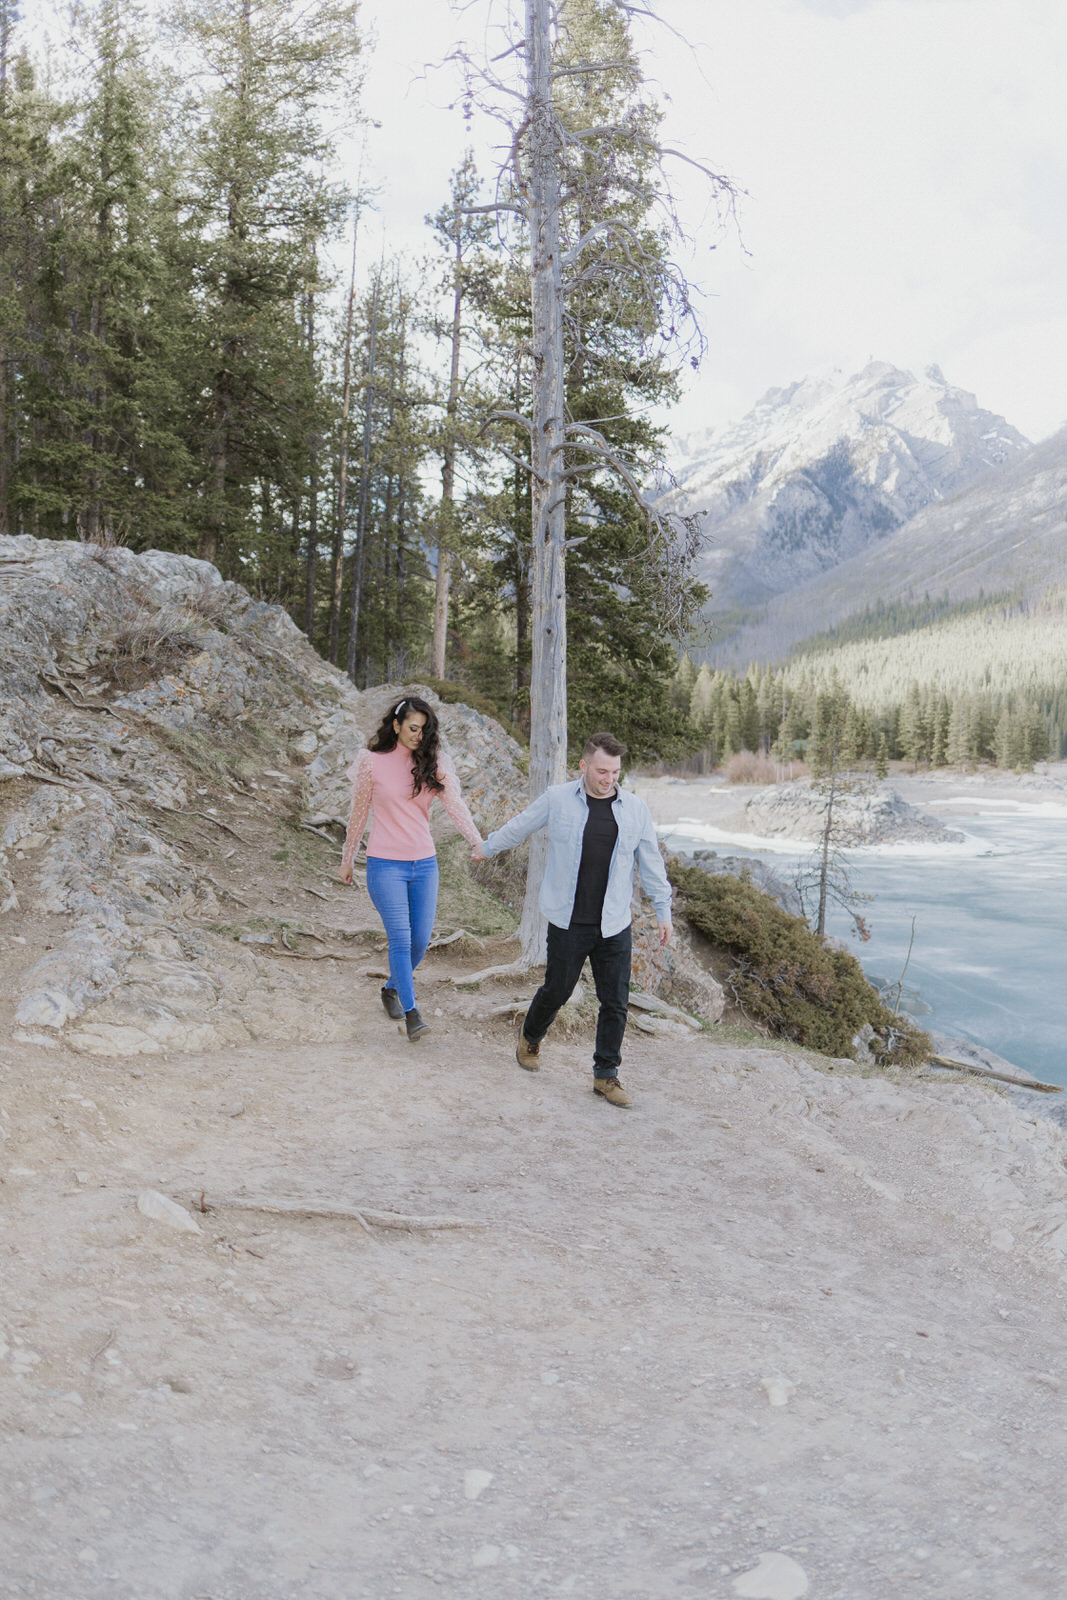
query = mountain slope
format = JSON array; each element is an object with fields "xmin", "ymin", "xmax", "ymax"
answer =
[
  {"xmin": 668, "ymin": 361, "xmax": 1030, "ymax": 610},
  {"xmin": 706, "ymin": 424, "xmax": 1067, "ymax": 667}
]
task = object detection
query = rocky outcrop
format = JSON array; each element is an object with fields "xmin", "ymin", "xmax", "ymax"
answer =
[
  {"xmin": 743, "ymin": 780, "xmax": 964, "ymax": 846},
  {"xmin": 0, "ymin": 537, "xmax": 366, "ymax": 1054},
  {"xmin": 631, "ymin": 906, "xmax": 725, "ymax": 1026},
  {"xmin": 1, "ymin": 535, "xmax": 721, "ymax": 1051}
]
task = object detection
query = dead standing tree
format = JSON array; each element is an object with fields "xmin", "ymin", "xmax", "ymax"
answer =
[
  {"xmin": 793, "ymin": 686, "xmax": 874, "ymax": 943},
  {"xmin": 456, "ymin": 0, "xmax": 735, "ymax": 970}
]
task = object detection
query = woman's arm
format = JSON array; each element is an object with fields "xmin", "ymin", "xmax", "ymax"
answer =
[
  {"xmin": 340, "ymin": 749, "xmax": 374, "ymax": 881},
  {"xmin": 436, "ymin": 750, "xmax": 483, "ymax": 849}
]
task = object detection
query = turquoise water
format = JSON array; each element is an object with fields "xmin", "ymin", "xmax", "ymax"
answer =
[{"xmin": 659, "ymin": 806, "xmax": 1067, "ymax": 1088}]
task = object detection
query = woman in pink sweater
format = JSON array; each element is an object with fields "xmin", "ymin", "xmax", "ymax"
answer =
[{"xmin": 339, "ymin": 697, "xmax": 483, "ymax": 1040}]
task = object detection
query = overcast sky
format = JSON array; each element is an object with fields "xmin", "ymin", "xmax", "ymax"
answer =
[{"xmin": 355, "ymin": 0, "xmax": 1067, "ymax": 443}]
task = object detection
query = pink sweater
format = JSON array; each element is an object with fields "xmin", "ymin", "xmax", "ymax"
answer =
[{"xmin": 341, "ymin": 744, "xmax": 482, "ymax": 871}]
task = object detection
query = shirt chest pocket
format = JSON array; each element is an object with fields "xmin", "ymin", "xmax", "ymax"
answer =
[{"xmin": 615, "ymin": 820, "xmax": 640, "ymax": 856}]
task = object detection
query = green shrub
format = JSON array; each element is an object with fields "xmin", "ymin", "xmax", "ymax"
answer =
[{"xmin": 669, "ymin": 864, "xmax": 929, "ymax": 1067}]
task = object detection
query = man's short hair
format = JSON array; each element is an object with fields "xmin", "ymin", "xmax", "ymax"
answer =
[{"xmin": 582, "ymin": 731, "xmax": 627, "ymax": 762}]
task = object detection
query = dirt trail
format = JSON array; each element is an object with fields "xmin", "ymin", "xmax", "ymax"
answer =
[{"xmin": 3, "ymin": 935, "xmax": 1067, "ymax": 1600}]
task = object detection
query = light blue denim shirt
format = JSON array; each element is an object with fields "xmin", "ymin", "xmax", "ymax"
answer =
[{"xmin": 482, "ymin": 779, "xmax": 672, "ymax": 936}]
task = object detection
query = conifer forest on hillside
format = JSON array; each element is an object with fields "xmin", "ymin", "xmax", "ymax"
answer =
[
  {"xmin": 0, "ymin": 0, "xmax": 729, "ymax": 762},
  {"xmin": 3, "ymin": 1, "xmax": 1055, "ymax": 773},
  {"xmin": 675, "ymin": 591, "xmax": 1067, "ymax": 774}
]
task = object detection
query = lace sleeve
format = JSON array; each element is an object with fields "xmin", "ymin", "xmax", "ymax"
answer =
[
  {"xmin": 341, "ymin": 748, "xmax": 374, "ymax": 874},
  {"xmin": 436, "ymin": 750, "xmax": 483, "ymax": 849}
]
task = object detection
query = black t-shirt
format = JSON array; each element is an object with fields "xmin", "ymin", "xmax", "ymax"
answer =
[{"xmin": 569, "ymin": 792, "xmax": 619, "ymax": 927}]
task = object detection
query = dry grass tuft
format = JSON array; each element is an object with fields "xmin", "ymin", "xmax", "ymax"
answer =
[
  {"xmin": 184, "ymin": 583, "xmax": 230, "ymax": 624},
  {"xmin": 720, "ymin": 750, "xmax": 807, "ymax": 785},
  {"xmin": 95, "ymin": 605, "xmax": 201, "ymax": 688}
]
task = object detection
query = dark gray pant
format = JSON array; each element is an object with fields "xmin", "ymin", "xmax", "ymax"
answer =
[{"xmin": 522, "ymin": 922, "xmax": 632, "ymax": 1077}]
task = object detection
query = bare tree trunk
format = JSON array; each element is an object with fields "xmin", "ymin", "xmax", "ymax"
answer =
[
  {"xmin": 303, "ymin": 285, "xmax": 318, "ymax": 637},
  {"xmin": 432, "ymin": 548, "xmax": 452, "ymax": 680},
  {"xmin": 816, "ymin": 758, "xmax": 838, "ymax": 939},
  {"xmin": 432, "ymin": 200, "xmax": 465, "ymax": 679},
  {"xmin": 346, "ymin": 272, "xmax": 379, "ymax": 684},
  {"xmin": 518, "ymin": 0, "xmax": 568, "ymax": 966},
  {"xmin": 328, "ymin": 206, "xmax": 360, "ymax": 664},
  {"xmin": 303, "ymin": 445, "xmax": 317, "ymax": 633},
  {"xmin": 0, "ymin": 7, "xmax": 10, "ymax": 535},
  {"xmin": 381, "ymin": 469, "xmax": 395, "ymax": 676},
  {"xmin": 396, "ymin": 484, "xmax": 407, "ymax": 633},
  {"xmin": 201, "ymin": 0, "xmax": 252, "ymax": 569},
  {"xmin": 0, "ymin": 325, "xmax": 8, "ymax": 536}
]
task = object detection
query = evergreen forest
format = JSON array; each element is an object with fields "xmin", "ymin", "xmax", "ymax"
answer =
[
  {"xmin": 0, "ymin": 0, "xmax": 710, "ymax": 762},
  {"xmin": 3, "ymin": 1, "xmax": 1056, "ymax": 776},
  {"xmin": 675, "ymin": 591, "xmax": 1067, "ymax": 774}
]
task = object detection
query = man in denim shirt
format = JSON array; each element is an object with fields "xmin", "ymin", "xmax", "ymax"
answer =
[{"xmin": 471, "ymin": 732, "xmax": 672, "ymax": 1107}]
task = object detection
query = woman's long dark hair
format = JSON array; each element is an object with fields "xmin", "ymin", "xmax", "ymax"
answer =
[{"xmin": 367, "ymin": 695, "xmax": 444, "ymax": 795}]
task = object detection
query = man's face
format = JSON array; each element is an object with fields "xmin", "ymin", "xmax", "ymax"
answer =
[{"xmin": 580, "ymin": 748, "xmax": 621, "ymax": 799}]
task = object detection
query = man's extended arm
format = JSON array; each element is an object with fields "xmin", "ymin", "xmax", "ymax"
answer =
[
  {"xmin": 633, "ymin": 801, "xmax": 673, "ymax": 945},
  {"xmin": 470, "ymin": 789, "xmax": 552, "ymax": 862}
]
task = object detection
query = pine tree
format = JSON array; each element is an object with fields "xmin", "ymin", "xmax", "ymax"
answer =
[
  {"xmin": 689, "ymin": 662, "xmax": 715, "ymax": 734},
  {"xmin": 0, "ymin": 11, "xmax": 61, "ymax": 535},
  {"xmin": 875, "ymin": 732, "xmax": 890, "ymax": 780},
  {"xmin": 171, "ymin": 0, "xmax": 360, "ymax": 572},
  {"xmin": 672, "ymin": 652, "xmax": 697, "ymax": 712},
  {"xmin": 425, "ymin": 154, "xmax": 497, "ymax": 680},
  {"xmin": 8, "ymin": 4, "xmax": 197, "ymax": 545}
]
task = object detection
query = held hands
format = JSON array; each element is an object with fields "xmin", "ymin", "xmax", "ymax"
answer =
[{"xmin": 470, "ymin": 840, "xmax": 487, "ymax": 862}]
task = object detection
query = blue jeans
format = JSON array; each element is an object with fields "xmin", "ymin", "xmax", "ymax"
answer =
[
  {"xmin": 365, "ymin": 855, "xmax": 439, "ymax": 1014},
  {"xmin": 523, "ymin": 922, "xmax": 632, "ymax": 1077}
]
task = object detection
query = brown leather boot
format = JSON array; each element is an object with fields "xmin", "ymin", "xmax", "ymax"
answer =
[
  {"xmin": 593, "ymin": 1076, "xmax": 631, "ymax": 1107},
  {"xmin": 515, "ymin": 1017, "xmax": 541, "ymax": 1071}
]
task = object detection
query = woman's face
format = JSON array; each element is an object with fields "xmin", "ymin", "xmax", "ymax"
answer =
[{"xmin": 394, "ymin": 710, "xmax": 428, "ymax": 751}]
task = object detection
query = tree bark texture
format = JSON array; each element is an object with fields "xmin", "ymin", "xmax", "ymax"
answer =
[
  {"xmin": 346, "ymin": 272, "xmax": 378, "ymax": 683},
  {"xmin": 329, "ymin": 208, "xmax": 359, "ymax": 664},
  {"xmin": 518, "ymin": 0, "xmax": 568, "ymax": 965},
  {"xmin": 432, "ymin": 201, "xmax": 465, "ymax": 680},
  {"xmin": 303, "ymin": 287, "xmax": 318, "ymax": 636}
]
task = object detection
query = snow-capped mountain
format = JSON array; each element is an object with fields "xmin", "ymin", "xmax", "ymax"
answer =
[
  {"xmin": 667, "ymin": 361, "xmax": 1030, "ymax": 608},
  {"xmin": 699, "ymin": 422, "xmax": 1067, "ymax": 668}
]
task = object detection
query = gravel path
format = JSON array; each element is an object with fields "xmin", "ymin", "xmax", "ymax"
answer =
[{"xmin": 3, "ymin": 953, "xmax": 1067, "ymax": 1600}]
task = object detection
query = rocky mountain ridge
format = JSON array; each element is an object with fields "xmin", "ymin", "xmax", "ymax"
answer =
[
  {"xmin": 666, "ymin": 360, "xmax": 1031, "ymax": 614},
  {"xmin": 706, "ymin": 422, "xmax": 1067, "ymax": 667}
]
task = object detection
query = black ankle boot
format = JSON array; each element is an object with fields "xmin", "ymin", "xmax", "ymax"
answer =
[
  {"xmin": 405, "ymin": 1007, "xmax": 431, "ymax": 1041},
  {"xmin": 381, "ymin": 986, "xmax": 403, "ymax": 1020}
]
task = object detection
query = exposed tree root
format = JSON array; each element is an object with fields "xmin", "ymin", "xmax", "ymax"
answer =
[
  {"xmin": 196, "ymin": 1194, "xmax": 490, "ymax": 1231},
  {"xmin": 453, "ymin": 956, "xmax": 540, "ymax": 986}
]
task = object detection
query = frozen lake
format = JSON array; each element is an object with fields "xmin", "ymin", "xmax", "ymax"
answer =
[{"xmin": 659, "ymin": 798, "xmax": 1067, "ymax": 1088}]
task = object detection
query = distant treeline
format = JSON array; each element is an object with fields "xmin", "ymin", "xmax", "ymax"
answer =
[
  {"xmin": 677, "ymin": 592, "xmax": 1067, "ymax": 771},
  {"xmin": 790, "ymin": 590, "xmax": 1023, "ymax": 657}
]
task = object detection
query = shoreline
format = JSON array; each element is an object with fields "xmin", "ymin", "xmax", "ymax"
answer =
[
  {"xmin": 631, "ymin": 762, "xmax": 1067, "ymax": 1111},
  {"xmin": 629, "ymin": 759, "xmax": 1067, "ymax": 837}
]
